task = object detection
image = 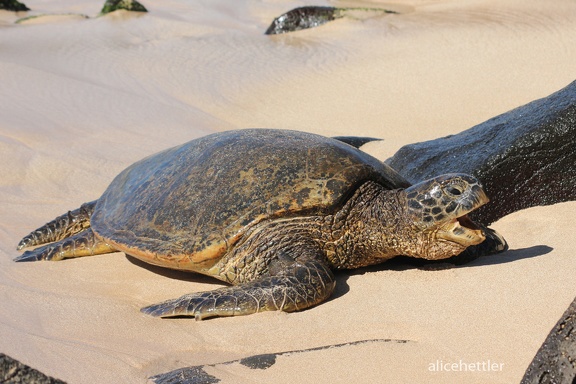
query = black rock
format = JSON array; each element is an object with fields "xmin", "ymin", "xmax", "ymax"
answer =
[
  {"xmin": 0, "ymin": 353, "xmax": 66, "ymax": 384},
  {"xmin": 521, "ymin": 296, "xmax": 576, "ymax": 384},
  {"xmin": 387, "ymin": 80, "xmax": 576, "ymax": 226},
  {"xmin": 0, "ymin": 0, "xmax": 29, "ymax": 11},
  {"xmin": 265, "ymin": 6, "xmax": 341, "ymax": 35},
  {"xmin": 100, "ymin": 0, "xmax": 147, "ymax": 15},
  {"xmin": 265, "ymin": 6, "xmax": 397, "ymax": 35}
]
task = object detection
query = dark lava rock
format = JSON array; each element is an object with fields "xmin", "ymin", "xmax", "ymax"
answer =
[
  {"xmin": 0, "ymin": 353, "xmax": 66, "ymax": 384},
  {"xmin": 387, "ymin": 80, "xmax": 576, "ymax": 226},
  {"xmin": 151, "ymin": 366, "xmax": 219, "ymax": 384},
  {"xmin": 265, "ymin": 6, "xmax": 397, "ymax": 35},
  {"xmin": 265, "ymin": 6, "xmax": 342, "ymax": 35},
  {"xmin": 100, "ymin": 0, "xmax": 147, "ymax": 15},
  {"xmin": 521, "ymin": 296, "xmax": 576, "ymax": 384},
  {"xmin": 0, "ymin": 0, "xmax": 29, "ymax": 11}
]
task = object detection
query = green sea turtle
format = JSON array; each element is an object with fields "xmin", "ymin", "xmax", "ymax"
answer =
[{"xmin": 15, "ymin": 129, "xmax": 495, "ymax": 320}]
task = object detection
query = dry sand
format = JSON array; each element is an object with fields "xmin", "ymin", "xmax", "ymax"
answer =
[{"xmin": 1, "ymin": 0, "xmax": 575, "ymax": 383}]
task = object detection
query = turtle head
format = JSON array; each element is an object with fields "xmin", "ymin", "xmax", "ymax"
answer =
[{"xmin": 403, "ymin": 173, "xmax": 488, "ymax": 259}]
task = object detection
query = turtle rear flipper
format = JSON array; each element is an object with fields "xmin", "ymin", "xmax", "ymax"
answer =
[
  {"xmin": 17, "ymin": 200, "xmax": 97, "ymax": 250},
  {"xmin": 14, "ymin": 228, "xmax": 116, "ymax": 262},
  {"xmin": 332, "ymin": 136, "xmax": 381, "ymax": 148},
  {"xmin": 141, "ymin": 259, "xmax": 335, "ymax": 320}
]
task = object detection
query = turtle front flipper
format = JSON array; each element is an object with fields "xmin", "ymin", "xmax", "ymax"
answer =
[
  {"xmin": 14, "ymin": 228, "xmax": 116, "ymax": 262},
  {"xmin": 17, "ymin": 200, "xmax": 97, "ymax": 250},
  {"xmin": 141, "ymin": 259, "xmax": 336, "ymax": 320}
]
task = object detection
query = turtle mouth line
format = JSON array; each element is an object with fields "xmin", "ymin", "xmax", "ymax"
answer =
[
  {"xmin": 438, "ymin": 214, "xmax": 485, "ymax": 246},
  {"xmin": 456, "ymin": 214, "xmax": 480, "ymax": 231}
]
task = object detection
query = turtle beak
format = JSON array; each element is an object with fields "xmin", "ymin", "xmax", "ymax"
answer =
[{"xmin": 459, "ymin": 185, "xmax": 489, "ymax": 215}]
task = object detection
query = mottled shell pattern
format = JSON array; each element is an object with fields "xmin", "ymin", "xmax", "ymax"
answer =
[{"xmin": 90, "ymin": 129, "xmax": 409, "ymax": 271}]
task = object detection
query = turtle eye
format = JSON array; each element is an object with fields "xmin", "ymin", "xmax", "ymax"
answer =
[{"xmin": 445, "ymin": 184, "xmax": 463, "ymax": 196}]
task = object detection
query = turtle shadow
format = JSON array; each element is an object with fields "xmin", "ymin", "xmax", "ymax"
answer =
[
  {"xmin": 463, "ymin": 245, "xmax": 553, "ymax": 267},
  {"xmin": 124, "ymin": 254, "xmax": 224, "ymax": 286},
  {"xmin": 329, "ymin": 245, "xmax": 552, "ymax": 302},
  {"xmin": 411, "ymin": 244, "xmax": 553, "ymax": 270},
  {"xmin": 125, "ymin": 245, "xmax": 553, "ymax": 304},
  {"xmin": 340, "ymin": 244, "xmax": 553, "ymax": 275},
  {"xmin": 330, "ymin": 274, "xmax": 351, "ymax": 301}
]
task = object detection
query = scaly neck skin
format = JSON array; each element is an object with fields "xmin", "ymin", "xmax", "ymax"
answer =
[
  {"xmin": 218, "ymin": 181, "xmax": 416, "ymax": 284},
  {"xmin": 326, "ymin": 181, "xmax": 421, "ymax": 269},
  {"xmin": 218, "ymin": 181, "xmax": 460, "ymax": 284}
]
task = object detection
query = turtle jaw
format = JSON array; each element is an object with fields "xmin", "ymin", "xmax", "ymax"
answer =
[{"xmin": 437, "ymin": 214, "xmax": 486, "ymax": 247}]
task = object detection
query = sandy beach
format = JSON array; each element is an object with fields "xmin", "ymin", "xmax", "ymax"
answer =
[{"xmin": 1, "ymin": 0, "xmax": 576, "ymax": 382}]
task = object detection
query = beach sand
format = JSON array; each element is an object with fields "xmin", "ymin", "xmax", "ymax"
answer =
[{"xmin": 1, "ymin": 1, "xmax": 575, "ymax": 382}]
